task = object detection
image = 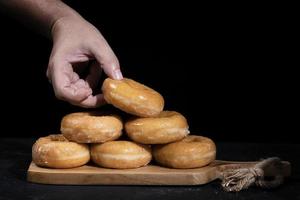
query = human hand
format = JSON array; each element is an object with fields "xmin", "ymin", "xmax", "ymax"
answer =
[{"xmin": 47, "ymin": 15, "xmax": 123, "ymax": 108}]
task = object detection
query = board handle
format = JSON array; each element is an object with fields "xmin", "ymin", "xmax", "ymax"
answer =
[{"xmin": 213, "ymin": 157, "xmax": 291, "ymax": 192}]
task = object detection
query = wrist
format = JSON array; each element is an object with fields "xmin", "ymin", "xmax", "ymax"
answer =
[{"xmin": 51, "ymin": 13, "xmax": 84, "ymax": 40}]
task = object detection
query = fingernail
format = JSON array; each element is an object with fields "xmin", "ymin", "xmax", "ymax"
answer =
[{"xmin": 114, "ymin": 69, "xmax": 123, "ymax": 80}]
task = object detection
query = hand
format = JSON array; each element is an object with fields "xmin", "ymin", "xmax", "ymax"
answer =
[{"xmin": 47, "ymin": 16, "xmax": 123, "ymax": 108}]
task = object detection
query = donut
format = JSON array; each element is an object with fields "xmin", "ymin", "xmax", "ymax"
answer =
[
  {"xmin": 32, "ymin": 134, "xmax": 90, "ymax": 168},
  {"xmin": 102, "ymin": 78, "xmax": 164, "ymax": 117},
  {"xmin": 91, "ymin": 141, "xmax": 152, "ymax": 169},
  {"xmin": 125, "ymin": 111, "xmax": 190, "ymax": 144},
  {"xmin": 153, "ymin": 135, "xmax": 216, "ymax": 169},
  {"xmin": 61, "ymin": 112, "xmax": 123, "ymax": 143}
]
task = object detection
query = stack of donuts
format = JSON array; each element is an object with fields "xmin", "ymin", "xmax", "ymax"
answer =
[{"xmin": 32, "ymin": 78, "xmax": 216, "ymax": 169}]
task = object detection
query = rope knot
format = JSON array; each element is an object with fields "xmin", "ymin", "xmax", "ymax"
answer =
[
  {"xmin": 250, "ymin": 167, "xmax": 264, "ymax": 178},
  {"xmin": 221, "ymin": 157, "xmax": 286, "ymax": 192}
]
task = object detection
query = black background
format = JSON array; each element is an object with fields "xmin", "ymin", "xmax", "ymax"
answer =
[{"xmin": 0, "ymin": 2, "xmax": 297, "ymax": 143}]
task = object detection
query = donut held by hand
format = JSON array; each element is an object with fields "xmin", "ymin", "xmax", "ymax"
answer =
[{"xmin": 102, "ymin": 78, "xmax": 164, "ymax": 117}]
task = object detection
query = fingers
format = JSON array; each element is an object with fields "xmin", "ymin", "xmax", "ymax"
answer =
[
  {"xmin": 47, "ymin": 26, "xmax": 122, "ymax": 108},
  {"xmin": 48, "ymin": 60, "xmax": 92, "ymax": 102},
  {"xmin": 71, "ymin": 94, "xmax": 106, "ymax": 108},
  {"xmin": 102, "ymin": 59, "xmax": 123, "ymax": 80},
  {"xmin": 48, "ymin": 60, "xmax": 106, "ymax": 108},
  {"xmin": 58, "ymin": 77, "xmax": 92, "ymax": 103},
  {"xmin": 91, "ymin": 41, "xmax": 123, "ymax": 80}
]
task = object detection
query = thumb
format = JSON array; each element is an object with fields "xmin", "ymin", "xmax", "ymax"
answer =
[{"xmin": 91, "ymin": 44, "xmax": 123, "ymax": 80}]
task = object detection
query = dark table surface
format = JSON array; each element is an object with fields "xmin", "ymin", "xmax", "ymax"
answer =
[{"xmin": 0, "ymin": 137, "xmax": 299, "ymax": 200}]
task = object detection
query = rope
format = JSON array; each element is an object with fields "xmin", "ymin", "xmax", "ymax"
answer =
[{"xmin": 221, "ymin": 157, "xmax": 285, "ymax": 192}]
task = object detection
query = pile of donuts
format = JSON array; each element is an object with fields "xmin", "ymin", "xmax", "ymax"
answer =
[{"xmin": 32, "ymin": 78, "xmax": 216, "ymax": 169}]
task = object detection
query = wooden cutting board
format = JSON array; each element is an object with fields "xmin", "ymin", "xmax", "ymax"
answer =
[{"xmin": 27, "ymin": 160, "xmax": 290, "ymax": 185}]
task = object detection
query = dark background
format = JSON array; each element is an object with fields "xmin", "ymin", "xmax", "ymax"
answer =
[{"xmin": 0, "ymin": 2, "xmax": 297, "ymax": 143}]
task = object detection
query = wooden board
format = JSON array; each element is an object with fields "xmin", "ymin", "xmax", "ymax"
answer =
[{"xmin": 27, "ymin": 160, "xmax": 291, "ymax": 185}]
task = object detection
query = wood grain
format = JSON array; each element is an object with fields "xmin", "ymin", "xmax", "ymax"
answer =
[{"xmin": 27, "ymin": 160, "xmax": 290, "ymax": 185}]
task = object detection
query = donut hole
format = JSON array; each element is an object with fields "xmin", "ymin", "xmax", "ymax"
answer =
[
  {"xmin": 68, "ymin": 111, "xmax": 115, "ymax": 117},
  {"xmin": 49, "ymin": 134, "xmax": 68, "ymax": 142},
  {"xmin": 156, "ymin": 111, "xmax": 177, "ymax": 118},
  {"xmin": 124, "ymin": 79, "xmax": 152, "ymax": 92},
  {"xmin": 182, "ymin": 135, "xmax": 206, "ymax": 143}
]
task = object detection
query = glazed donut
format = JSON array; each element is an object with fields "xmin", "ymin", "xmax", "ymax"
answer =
[
  {"xmin": 61, "ymin": 112, "xmax": 123, "ymax": 143},
  {"xmin": 32, "ymin": 134, "xmax": 90, "ymax": 169},
  {"xmin": 102, "ymin": 78, "xmax": 164, "ymax": 117},
  {"xmin": 91, "ymin": 141, "xmax": 152, "ymax": 169},
  {"xmin": 153, "ymin": 135, "xmax": 216, "ymax": 169},
  {"xmin": 125, "ymin": 111, "xmax": 190, "ymax": 144}
]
